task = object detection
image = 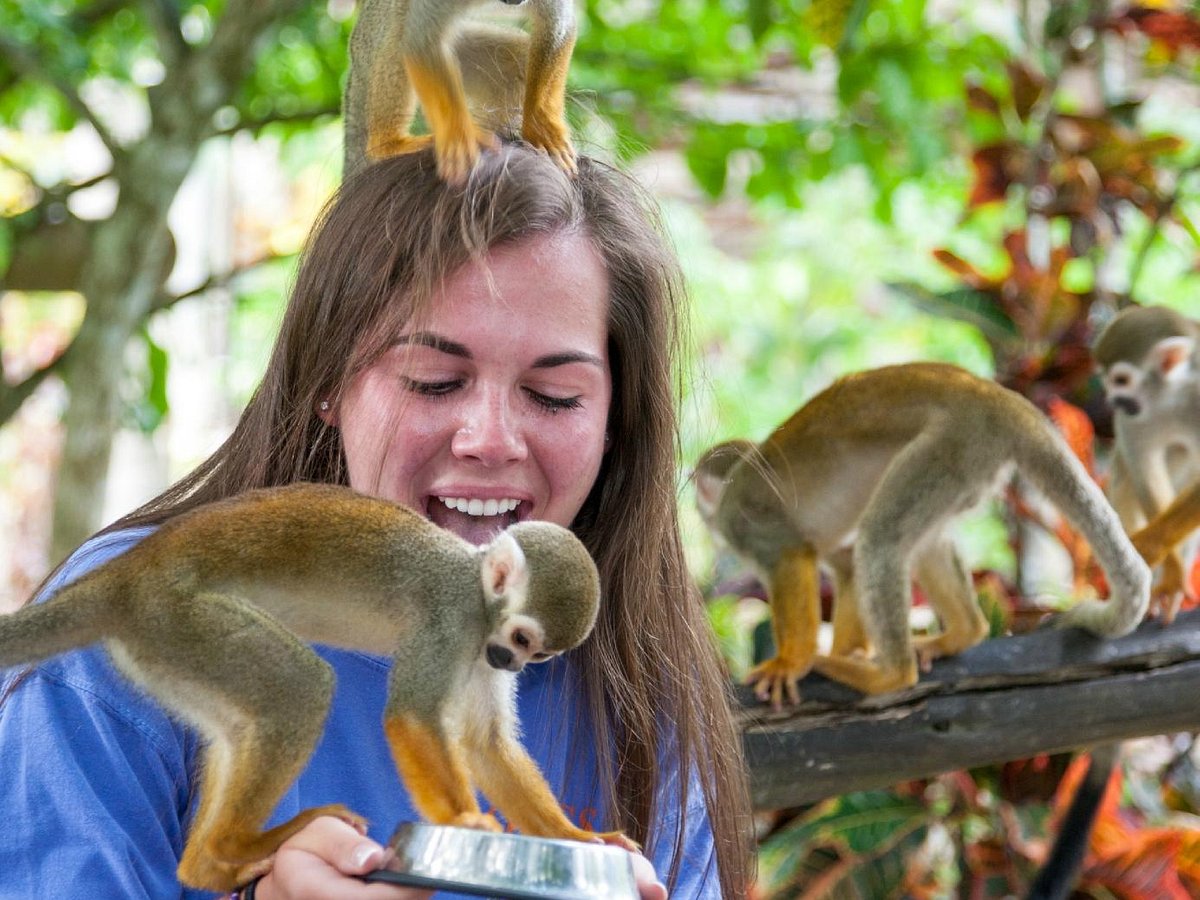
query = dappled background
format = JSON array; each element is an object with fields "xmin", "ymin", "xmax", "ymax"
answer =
[{"xmin": 2, "ymin": 1, "xmax": 1200, "ymax": 895}]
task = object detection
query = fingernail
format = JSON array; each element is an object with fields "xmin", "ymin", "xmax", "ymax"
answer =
[{"xmin": 352, "ymin": 842, "xmax": 383, "ymax": 870}]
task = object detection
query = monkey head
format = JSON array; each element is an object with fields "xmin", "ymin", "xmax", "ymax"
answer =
[
  {"xmin": 1093, "ymin": 306, "xmax": 1198, "ymax": 419},
  {"xmin": 693, "ymin": 439, "xmax": 758, "ymax": 530},
  {"xmin": 477, "ymin": 522, "xmax": 600, "ymax": 673}
]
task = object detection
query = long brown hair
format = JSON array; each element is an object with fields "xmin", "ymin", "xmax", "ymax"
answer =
[{"xmin": 107, "ymin": 145, "xmax": 753, "ymax": 895}]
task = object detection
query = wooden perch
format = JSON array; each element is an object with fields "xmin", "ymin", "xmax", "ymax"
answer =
[{"xmin": 737, "ymin": 608, "xmax": 1200, "ymax": 810}]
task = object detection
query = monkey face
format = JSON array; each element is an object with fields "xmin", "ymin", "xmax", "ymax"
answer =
[
  {"xmin": 1102, "ymin": 362, "xmax": 1146, "ymax": 417},
  {"xmin": 485, "ymin": 614, "xmax": 554, "ymax": 672}
]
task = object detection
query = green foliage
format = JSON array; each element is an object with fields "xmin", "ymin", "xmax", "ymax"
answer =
[
  {"xmin": 126, "ymin": 327, "xmax": 170, "ymax": 434},
  {"xmin": 758, "ymin": 790, "xmax": 932, "ymax": 898}
]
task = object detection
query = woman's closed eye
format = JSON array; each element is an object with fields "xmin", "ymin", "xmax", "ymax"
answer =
[
  {"xmin": 400, "ymin": 376, "xmax": 463, "ymax": 396},
  {"xmin": 525, "ymin": 388, "xmax": 583, "ymax": 412},
  {"xmin": 400, "ymin": 377, "xmax": 583, "ymax": 413}
]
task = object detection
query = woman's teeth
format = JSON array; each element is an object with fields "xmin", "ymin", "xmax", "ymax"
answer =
[{"xmin": 438, "ymin": 497, "xmax": 520, "ymax": 517}]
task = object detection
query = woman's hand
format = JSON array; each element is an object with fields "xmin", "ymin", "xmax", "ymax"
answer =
[
  {"xmin": 253, "ymin": 816, "xmax": 430, "ymax": 899},
  {"xmin": 252, "ymin": 815, "xmax": 665, "ymax": 900},
  {"xmin": 630, "ymin": 851, "xmax": 668, "ymax": 900}
]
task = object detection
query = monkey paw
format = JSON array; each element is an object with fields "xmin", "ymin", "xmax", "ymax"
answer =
[
  {"xmin": 367, "ymin": 133, "xmax": 434, "ymax": 162},
  {"xmin": 745, "ymin": 656, "xmax": 809, "ymax": 709},
  {"xmin": 452, "ymin": 811, "xmax": 504, "ymax": 833},
  {"xmin": 1150, "ymin": 588, "xmax": 1188, "ymax": 625},
  {"xmin": 522, "ymin": 118, "xmax": 577, "ymax": 176},
  {"xmin": 811, "ymin": 654, "xmax": 918, "ymax": 696},
  {"xmin": 1149, "ymin": 555, "xmax": 1191, "ymax": 625},
  {"xmin": 434, "ymin": 127, "xmax": 500, "ymax": 185},
  {"xmin": 595, "ymin": 830, "xmax": 641, "ymax": 853}
]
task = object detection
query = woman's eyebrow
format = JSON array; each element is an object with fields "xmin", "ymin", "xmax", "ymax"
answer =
[
  {"xmin": 395, "ymin": 334, "xmax": 604, "ymax": 370},
  {"xmin": 532, "ymin": 351, "xmax": 605, "ymax": 370},
  {"xmin": 394, "ymin": 332, "xmax": 470, "ymax": 357}
]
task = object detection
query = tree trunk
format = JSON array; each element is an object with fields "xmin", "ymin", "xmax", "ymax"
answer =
[{"xmin": 43, "ymin": 0, "xmax": 307, "ymax": 562}]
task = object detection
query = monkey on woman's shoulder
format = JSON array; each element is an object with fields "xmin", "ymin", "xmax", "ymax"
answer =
[{"xmin": 0, "ymin": 483, "xmax": 630, "ymax": 891}]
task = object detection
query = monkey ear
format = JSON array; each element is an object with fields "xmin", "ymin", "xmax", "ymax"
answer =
[
  {"xmin": 481, "ymin": 531, "xmax": 530, "ymax": 603},
  {"xmin": 1150, "ymin": 336, "xmax": 1195, "ymax": 380},
  {"xmin": 694, "ymin": 467, "xmax": 727, "ymax": 521}
]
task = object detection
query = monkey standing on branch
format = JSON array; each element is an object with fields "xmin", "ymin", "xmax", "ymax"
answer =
[
  {"xmin": 695, "ymin": 363, "xmax": 1151, "ymax": 707},
  {"xmin": 0, "ymin": 483, "xmax": 631, "ymax": 892},
  {"xmin": 1093, "ymin": 304, "xmax": 1200, "ymax": 623},
  {"xmin": 343, "ymin": 0, "xmax": 577, "ymax": 183}
]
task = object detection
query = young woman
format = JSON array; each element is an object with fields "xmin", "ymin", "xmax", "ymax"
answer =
[{"xmin": 0, "ymin": 145, "xmax": 752, "ymax": 899}]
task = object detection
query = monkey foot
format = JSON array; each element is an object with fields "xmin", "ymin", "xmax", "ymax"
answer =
[
  {"xmin": 451, "ymin": 811, "xmax": 503, "ymax": 833},
  {"xmin": 911, "ymin": 633, "xmax": 974, "ymax": 671},
  {"xmin": 811, "ymin": 654, "xmax": 917, "ymax": 696},
  {"xmin": 745, "ymin": 656, "xmax": 811, "ymax": 709},
  {"xmin": 522, "ymin": 120, "xmax": 577, "ymax": 176},
  {"xmin": 367, "ymin": 133, "xmax": 434, "ymax": 161},
  {"xmin": 594, "ymin": 830, "xmax": 641, "ymax": 853},
  {"xmin": 1151, "ymin": 589, "xmax": 1186, "ymax": 625},
  {"xmin": 433, "ymin": 128, "xmax": 500, "ymax": 185}
]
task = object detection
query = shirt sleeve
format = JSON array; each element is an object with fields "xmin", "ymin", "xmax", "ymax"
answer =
[{"xmin": 0, "ymin": 530, "xmax": 216, "ymax": 900}]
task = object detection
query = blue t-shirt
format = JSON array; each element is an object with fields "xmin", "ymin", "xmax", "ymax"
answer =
[{"xmin": 0, "ymin": 528, "xmax": 719, "ymax": 898}]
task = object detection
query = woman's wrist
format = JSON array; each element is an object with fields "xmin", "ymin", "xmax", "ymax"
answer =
[{"xmin": 228, "ymin": 876, "xmax": 262, "ymax": 900}]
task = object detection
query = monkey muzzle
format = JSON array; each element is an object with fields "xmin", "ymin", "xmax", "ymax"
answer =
[
  {"xmin": 486, "ymin": 643, "xmax": 522, "ymax": 672},
  {"xmin": 1112, "ymin": 396, "xmax": 1142, "ymax": 417}
]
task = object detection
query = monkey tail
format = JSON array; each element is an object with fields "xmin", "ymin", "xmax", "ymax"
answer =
[
  {"xmin": 1014, "ymin": 423, "xmax": 1151, "ymax": 638},
  {"xmin": 0, "ymin": 577, "xmax": 113, "ymax": 669}
]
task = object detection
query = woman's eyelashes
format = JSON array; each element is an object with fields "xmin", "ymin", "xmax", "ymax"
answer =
[
  {"xmin": 525, "ymin": 388, "xmax": 583, "ymax": 412},
  {"xmin": 399, "ymin": 377, "xmax": 583, "ymax": 412},
  {"xmin": 400, "ymin": 377, "xmax": 462, "ymax": 396}
]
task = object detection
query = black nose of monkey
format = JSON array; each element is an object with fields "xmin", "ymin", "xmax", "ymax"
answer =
[
  {"xmin": 486, "ymin": 644, "xmax": 516, "ymax": 670},
  {"xmin": 1113, "ymin": 397, "xmax": 1142, "ymax": 417}
]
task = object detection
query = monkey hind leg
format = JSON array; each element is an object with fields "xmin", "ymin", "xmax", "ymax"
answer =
[
  {"xmin": 838, "ymin": 433, "xmax": 989, "ymax": 695},
  {"xmin": 170, "ymin": 595, "xmax": 344, "ymax": 890},
  {"xmin": 911, "ymin": 538, "xmax": 989, "ymax": 670},
  {"xmin": 464, "ymin": 725, "xmax": 639, "ymax": 851},
  {"xmin": 403, "ymin": 55, "xmax": 498, "ymax": 184},
  {"xmin": 384, "ymin": 713, "xmax": 500, "ymax": 832},
  {"xmin": 827, "ymin": 549, "xmax": 871, "ymax": 660}
]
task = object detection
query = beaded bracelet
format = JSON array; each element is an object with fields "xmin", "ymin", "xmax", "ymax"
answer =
[{"xmin": 229, "ymin": 876, "xmax": 262, "ymax": 900}]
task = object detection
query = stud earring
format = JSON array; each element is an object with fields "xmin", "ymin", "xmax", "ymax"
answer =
[{"xmin": 318, "ymin": 400, "xmax": 331, "ymax": 413}]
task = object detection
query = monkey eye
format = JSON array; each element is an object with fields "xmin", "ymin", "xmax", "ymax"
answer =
[
  {"xmin": 513, "ymin": 630, "xmax": 531, "ymax": 649},
  {"xmin": 1112, "ymin": 373, "xmax": 1130, "ymax": 387}
]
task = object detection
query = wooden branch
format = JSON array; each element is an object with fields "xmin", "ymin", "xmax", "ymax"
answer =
[{"xmin": 737, "ymin": 608, "xmax": 1200, "ymax": 810}]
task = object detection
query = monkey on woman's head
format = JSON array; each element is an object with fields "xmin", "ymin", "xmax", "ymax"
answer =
[{"xmin": 343, "ymin": 0, "xmax": 578, "ymax": 183}]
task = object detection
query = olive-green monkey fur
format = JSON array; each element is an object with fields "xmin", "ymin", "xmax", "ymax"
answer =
[
  {"xmin": 695, "ymin": 362, "xmax": 1151, "ymax": 707},
  {"xmin": 0, "ymin": 483, "xmax": 631, "ymax": 891},
  {"xmin": 343, "ymin": 0, "xmax": 577, "ymax": 183}
]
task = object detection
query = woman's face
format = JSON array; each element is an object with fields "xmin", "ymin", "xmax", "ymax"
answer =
[{"xmin": 333, "ymin": 231, "xmax": 613, "ymax": 545}]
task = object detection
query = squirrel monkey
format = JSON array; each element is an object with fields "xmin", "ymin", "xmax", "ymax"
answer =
[
  {"xmin": 343, "ymin": 0, "xmax": 577, "ymax": 184},
  {"xmin": 0, "ymin": 483, "xmax": 632, "ymax": 891},
  {"xmin": 1093, "ymin": 304, "xmax": 1200, "ymax": 623},
  {"xmin": 695, "ymin": 363, "xmax": 1151, "ymax": 707}
]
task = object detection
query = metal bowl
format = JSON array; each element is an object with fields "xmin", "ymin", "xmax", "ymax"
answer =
[{"xmin": 362, "ymin": 822, "xmax": 640, "ymax": 899}]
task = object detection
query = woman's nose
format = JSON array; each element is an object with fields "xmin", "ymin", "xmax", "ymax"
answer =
[{"xmin": 450, "ymin": 390, "xmax": 527, "ymax": 465}]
